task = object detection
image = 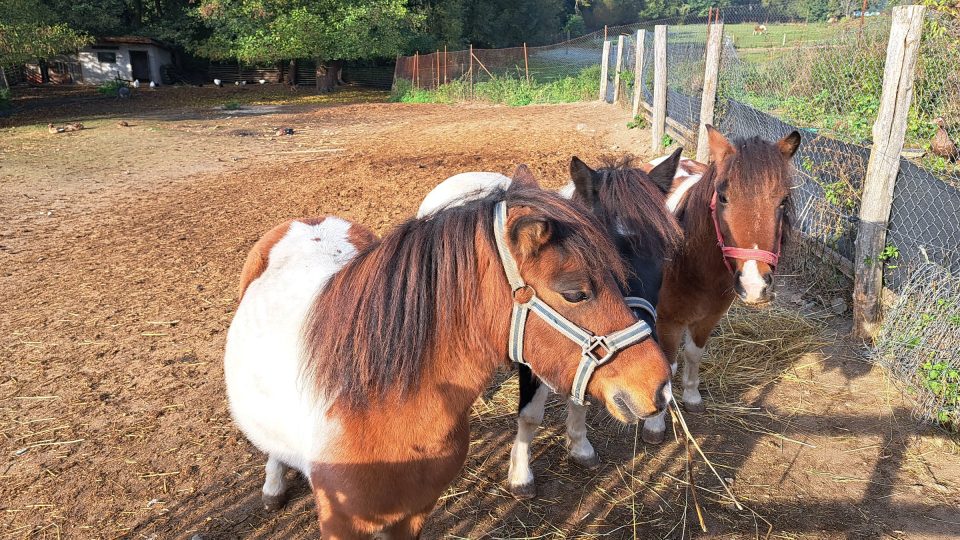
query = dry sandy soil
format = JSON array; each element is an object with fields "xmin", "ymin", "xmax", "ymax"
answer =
[{"xmin": 1, "ymin": 88, "xmax": 959, "ymax": 539}]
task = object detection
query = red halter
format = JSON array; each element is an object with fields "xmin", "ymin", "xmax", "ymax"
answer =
[{"xmin": 709, "ymin": 191, "xmax": 781, "ymax": 273}]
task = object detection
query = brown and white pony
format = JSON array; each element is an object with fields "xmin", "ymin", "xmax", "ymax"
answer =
[
  {"xmin": 416, "ymin": 154, "xmax": 683, "ymax": 497},
  {"xmin": 639, "ymin": 125, "xmax": 801, "ymax": 443},
  {"xmin": 224, "ymin": 179, "xmax": 673, "ymax": 538}
]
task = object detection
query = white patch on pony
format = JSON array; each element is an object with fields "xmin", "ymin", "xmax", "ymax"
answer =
[
  {"xmin": 508, "ymin": 384, "xmax": 550, "ymax": 488},
  {"xmin": 416, "ymin": 172, "xmax": 512, "ymax": 217},
  {"xmin": 224, "ymin": 217, "xmax": 361, "ymax": 481},
  {"xmin": 681, "ymin": 339, "xmax": 704, "ymax": 407},
  {"xmin": 557, "ymin": 182, "xmax": 575, "ymax": 199},
  {"xmin": 739, "ymin": 247, "xmax": 767, "ymax": 303},
  {"xmin": 666, "ymin": 173, "xmax": 703, "ymax": 213},
  {"xmin": 661, "ymin": 380, "xmax": 674, "ymax": 406},
  {"xmin": 565, "ymin": 398, "xmax": 596, "ymax": 461},
  {"xmin": 262, "ymin": 455, "xmax": 290, "ymax": 497}
]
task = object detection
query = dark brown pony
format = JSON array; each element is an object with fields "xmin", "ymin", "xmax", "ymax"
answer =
[
  {"xmin": 224, "ymin": 178, "xmax": 672, "ymax": 538},
  {"xmin": 641, "ymin": 125, "xmax": 801, "ymax": 443}
]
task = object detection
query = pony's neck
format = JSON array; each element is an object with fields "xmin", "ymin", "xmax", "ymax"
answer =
[{"xmin": 678, "ymin": 165, "xmax": 733, "ymax": 285}]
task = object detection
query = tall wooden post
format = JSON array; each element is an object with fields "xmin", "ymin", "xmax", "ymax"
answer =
[
  {"xmin": 469, "ymin": 44, "xmax": 474, "ymax": 98},
  {"xmin": 523, "ymin": 43, "xmax": 530, "ymax": 84},
  {"xmin": 613, "ymin": 35, "xmax": 625, "ymax": 103},
  {"xmin": 414, "ymin": 52, "xmax": 419, "ymax": 89},
  {"xmin": 853, "ymin": 5, "xmax": 926, "ymax": 339},
  {"xmin": 444, "ymin": 45, "xmax": 448, "ymax": 84},
  {"xmin": 631, "ymin": 29, "xmax": 646, "ymax": 117},
  {"xmin": 696, "ymin": 21, "xmax": 724, "ymax": 162},
  {"xmin": 651, "ymin": 25, "xmax": 668, "ymax": 153},
  {"xmin": 599, "ymin": 39, "xmax": 612, "ymax": 101}
]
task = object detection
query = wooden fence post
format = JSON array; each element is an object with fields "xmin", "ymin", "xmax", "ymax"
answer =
[
  {"xmin": 853, "ymin": 4, "xmax": 926, "ymax": 340},
  {"xmin": 631, "ymin": 29, "xmax": 645, "ymax": 117},
  {"xmin": 599, "ymin": 39, "xmax": 612, "ymax": 101},
  {"xmin": 696, "ymin": 21, "xmax": 724, "ymax": 163},
  {"xmin": 469, "ymin": 44, "xmax": 474, "ymax": 97},
  {"xmin": 613, "ymin": 35, "xmax": 625, "ymax": 103},
  {"xmin": 523, "ymin": 43, "xmax": 530, "ymax": 84},
  {"xmin": 651, "ymin": 25, "xmax": 668, "ymax": 153}
]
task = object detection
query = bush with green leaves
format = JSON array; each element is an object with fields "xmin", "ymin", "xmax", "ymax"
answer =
[
  {"xmin": 0, "ymin": 88, "xmax": 10, "ymax": 111},
  {"xmin": 97, "ymin": 79, "xmax": 127, "ymax": 96}
]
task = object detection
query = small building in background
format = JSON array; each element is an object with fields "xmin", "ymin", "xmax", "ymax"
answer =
[
  {"xmin": 77, "ymin": 37, "xmax": 173, "ymax": 84},
  {"xmin": 23, "ymin": 36, "xmax": 174, "ymax": 85}
]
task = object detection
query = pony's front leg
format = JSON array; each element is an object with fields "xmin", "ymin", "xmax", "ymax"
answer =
[
  {"xmin": 565, "ymin": 398, "xmax": 599, "ymax": 468},
  {"xmin": 508, "ymin": 371, "xmax": 549, "ymax": 498},
  {"xmin": 680, "ymin": 337, "xmax": 706, "ymax": 413},
  {"xmin": 262, "ymin": 454, "xmax": 291, "ymax": 510}
]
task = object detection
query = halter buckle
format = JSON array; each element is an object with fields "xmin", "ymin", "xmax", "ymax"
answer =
[{"xmin": 582, "ymin": 335, "xmax": 615, "ymax": 365}]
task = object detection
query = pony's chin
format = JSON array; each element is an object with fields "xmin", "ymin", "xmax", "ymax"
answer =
[
  {"xmin": 738, "ymin": 294, "xmax": 775, "ymax": 308},
  {"xmin": 606, "ymin": 392, "xmax": 642, "ymax": 424}
]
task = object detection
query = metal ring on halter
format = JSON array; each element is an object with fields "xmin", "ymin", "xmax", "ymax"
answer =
[{"xmin": 492, "ymin": 201, "xmax": 654, "ymax": 406}]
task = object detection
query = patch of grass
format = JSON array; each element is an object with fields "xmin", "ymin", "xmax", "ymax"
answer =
[
  {"xmin": 222, "ymin": 100, "xmax": 242, "ymax": 110},
  {"xmin": 390, "ymin": 66, "xmax": 601, "ymax": 107},
  {"xmin": 627, "ymin": 115, "xmax": 647, "ymax": 129},
  {"xmin": 661, "ymin": 133, "xmax": 674, "ymax": 148}
]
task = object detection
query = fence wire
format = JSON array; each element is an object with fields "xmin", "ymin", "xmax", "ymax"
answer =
[{"xmin": 392, "ymin": 4, "xmax": 960, "ymax": 428}]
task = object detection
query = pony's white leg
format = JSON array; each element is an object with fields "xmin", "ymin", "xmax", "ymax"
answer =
[
  {"xmin": 262, "ymin": 455, "xmax": 290, "ymax": 511},
  {"xmin": 641, "ymin": 410, "xmax": 667, "ymax": 444},
  {"xmin": 565, "ymin": 398, "xmax": 599, "ymax": 468},
  {"xmin": 681, "ymin": 339, "xmax": 706, "ymax": 413},
  {"xmin": 507, "ymin": 384, "xmax": 549, "ymax": 498}
]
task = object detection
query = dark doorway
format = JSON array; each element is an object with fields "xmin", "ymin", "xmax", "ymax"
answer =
[{"xmin": 130, "ymin": 50, "xmax": 151, "ymax": 82}]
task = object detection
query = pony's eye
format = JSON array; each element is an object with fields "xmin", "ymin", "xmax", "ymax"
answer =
[
  {"xmin": 561, "ymin": 290, "xmax": 591, "ymax": 303},
  {"xmin": 718, "ymin": 193, "xmax": 729, "ymax": 204},
  {"xmin": 779, "ymin": 197, "xmax": 789, "ymax": 207}
]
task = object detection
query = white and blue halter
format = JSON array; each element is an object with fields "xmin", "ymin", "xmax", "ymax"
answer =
[{"xmin": 492, "ymin": 201, "xmax": 655, "ymax": 406}]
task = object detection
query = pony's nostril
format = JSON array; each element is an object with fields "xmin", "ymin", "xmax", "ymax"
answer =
[{"xmin": 763, "ymin": 273, "xmax": 774, "ymax": 286}]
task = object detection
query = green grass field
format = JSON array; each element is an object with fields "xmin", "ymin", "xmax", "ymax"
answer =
[{"xmin": 669, "ymin": 21, "xmax": 844, "ymax": 48}]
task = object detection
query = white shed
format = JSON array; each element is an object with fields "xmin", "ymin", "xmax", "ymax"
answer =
[{"xmin": 77, "ymin": 37, "xmax": 174, "ymax": 84}]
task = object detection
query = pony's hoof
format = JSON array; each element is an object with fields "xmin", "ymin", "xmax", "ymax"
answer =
[
  {"xmin": 569, "ymin": 452, "xmax": 601, "ymax": 469},
  {"xmin": 683, "ymin": 400, "xmax": 707, "ymax": 414},
  {"xmin": 509, "ymin": 481, "xmax": 536, "ymax": 499},
  {"xmin": 262, "ymin": 492, "xmax": 288, "ymax": 511},
  {"xmin": 642, "ymin": 427, "xmax": 665, "ymax": 445}
]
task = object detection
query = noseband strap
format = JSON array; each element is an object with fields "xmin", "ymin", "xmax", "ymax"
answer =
[
  {"xmin": 493, "ymin": 202, "xmax": 653, "ymax": 406},
  {"xmin": 709, "ymin": 191, "xmax": 781, "ymax": 273}
]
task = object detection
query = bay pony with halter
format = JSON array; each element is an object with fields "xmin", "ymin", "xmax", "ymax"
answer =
[
  {"xmin": 639, "ymin": 125, "xmax": 801, "ymax": 443},
  {"xmin": 417, "ymin": 154, "xmax": 683, "ymax": 497},
  {"xmin": 224, "ymin": 174, "xmax": 672, "ymax": 538}
]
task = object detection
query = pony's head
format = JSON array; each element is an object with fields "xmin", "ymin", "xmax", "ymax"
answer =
[
  {"xmin": 706, "ymin": 125, "xmax": 800, "ymax": 305},
  {"xmin": 497, "ymin": 183, "xmax": 672, "ymax": 422},
  {"xmin": 568, "ymin": 151, "xmax": 683, "ymax": 315}
]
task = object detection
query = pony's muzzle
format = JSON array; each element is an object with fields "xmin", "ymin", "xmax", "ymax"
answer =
[{"xmin": 734, "ymin": 261, "xmax": 775, "ymax": 305}]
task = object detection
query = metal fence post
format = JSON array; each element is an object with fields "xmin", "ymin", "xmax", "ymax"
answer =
[
  {"xmin": 696, "ymin": 21, "xmax": 724, "ymax": 163},
  {"xmin": 853, "ymin": 5, "xmax": 926, "ymax": 340},
  {"xmin": 613, "ymin": 35, "xmax": 625, "ymax": 103},
  {"xmin": 599, "ymin": 39, "xmax": 611, "ymax": 101},
  {"xmin": 651, "ymin": 25, "xmax": 668, "ymax": 153},
  {"xmin": 631, "ymin": 29, "xmax": 645, "ymax": 117}
]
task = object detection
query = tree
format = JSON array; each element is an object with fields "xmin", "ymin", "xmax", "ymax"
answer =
[
  {"xmin": 462, "ymin": 0, "xmax": 565, "ymax": 48},
  {"xmin": 0, "ymin": 0, "xmax": 89, "ymax": 72},
  {"xmin": 196, "ymin": 0, "xmax": 412, "ymax": 91}
]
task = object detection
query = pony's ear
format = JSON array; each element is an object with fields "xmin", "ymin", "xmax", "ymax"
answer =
[
  {"xmin": 706, "ymin": 125, "xmax": 735, "ymax": 164},
  {"xmin": 777, "ymin": 131, "xmax": 801, "ymax": 160},
  {"xmin": 512, "ymin": 164, "xmax": 538, "ymax": 187},
  {"xmin": 570, "ymin": 156, "xmax": 597, "ymax": 202},
  {"xmin": 648, "ymin": 147, "xmax": 683, "ymax": 193},
  {"xmin": 511, "ymin": 215, "xmax": 553, "ymax": 258}
]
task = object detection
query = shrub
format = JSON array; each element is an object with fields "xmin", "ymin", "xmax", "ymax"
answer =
[
  {"xmin": 97, "ymin": 79, "xmax": 127, "ymax": 96},
  {"xmin": 0, "ymin": 88, "xmax": 10, "ymax": 111}
]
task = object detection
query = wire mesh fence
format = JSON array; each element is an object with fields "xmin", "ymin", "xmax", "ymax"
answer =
[{"xmin": 391, "ymin": 4, "xmax": 960, "ymax": 430}]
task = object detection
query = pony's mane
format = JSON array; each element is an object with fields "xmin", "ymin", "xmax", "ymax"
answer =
[
  {"xmin": 590, "ymin": 156, "xmax": 683, "ymax": 259},
  {"xmin": 304, "ymin": 182, "xmax": 626, "ymax": 409},
  {"xmin": 678, "ymin": 136, "xmax": 794, "ymax": 241}
]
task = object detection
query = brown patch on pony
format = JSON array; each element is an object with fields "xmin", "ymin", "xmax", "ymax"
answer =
[
  {"xmin": 304, "ymin": 183, "xmax": 624, "ymax": 409},
  {"xmin": 706, "ymin": 125, "xmax": 736, "ymax": 164},
  {"xmin": 238, "ymin": 217, "xmax": 357, "ymax": 300}
]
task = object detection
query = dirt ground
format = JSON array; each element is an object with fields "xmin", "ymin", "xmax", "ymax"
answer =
[{"xmin": 1, "ymin": 88, "xmax": 959, "ymax": 539}]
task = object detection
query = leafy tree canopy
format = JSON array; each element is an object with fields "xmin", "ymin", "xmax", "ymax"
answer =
[
  {"xmin": 0, "ymin": 0, "xmax": 89, "ymax": 65},
  {"xmin": 195, "ymin": 0, "xmax": 412, "ymax": 63}
]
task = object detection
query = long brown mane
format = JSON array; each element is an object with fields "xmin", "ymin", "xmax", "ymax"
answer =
[
  {"xmin": 304, "ymin": 183, "xmax": 626, "ymax": 409},
  {"xmin": 589, "ymin": 156, "xmax": 683, "ymax": 259},
  {"xmin": 676, "ymin": 137, "xmax": 794, "ymax": 243}
]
